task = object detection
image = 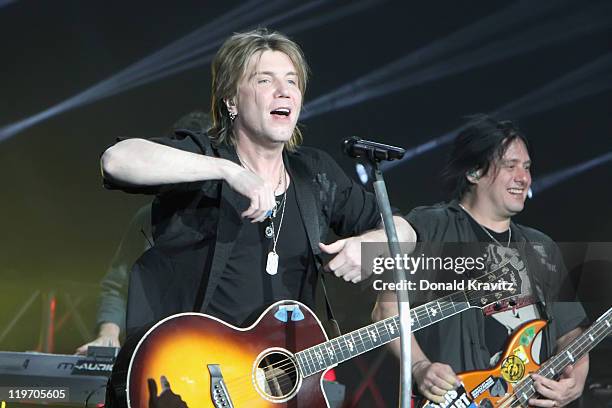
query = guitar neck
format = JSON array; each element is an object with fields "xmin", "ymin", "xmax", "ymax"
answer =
[
  {"xmin": 296, "ymin": 291, "xmax": 471, "ymax": 377},
  {"xmin": 538, "ymin": 309, "xmax": 612, "ymax": 379},
  {"xmin": 511, "ymin": 308, "xmax": 612, "ymax": 407}
]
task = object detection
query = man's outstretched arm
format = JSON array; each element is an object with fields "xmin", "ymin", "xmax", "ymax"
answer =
[
  {"xmin": 101, "ymin": 138, "xmax": 277, "ymax": 223},
  {"xmin": 319, "ymin": 216, "xmax": 416, "ymax": 283}
]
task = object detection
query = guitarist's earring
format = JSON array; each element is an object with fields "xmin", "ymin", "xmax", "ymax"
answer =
[{"xmin": 467, "ymin": 169, "xmax": 481, "ymax": 182}]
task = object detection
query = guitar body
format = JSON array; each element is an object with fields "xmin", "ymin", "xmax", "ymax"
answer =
[
  {"xmin": 120, "ymin": 264, "xmax": 525, "ymax": 408},
  {"xmin": 127, "ymin": 300, "xmax": 331, "ymax": 408},
  {"xmin": 421, "ymin": 319, "xmax": 547, "ymax": 408}
]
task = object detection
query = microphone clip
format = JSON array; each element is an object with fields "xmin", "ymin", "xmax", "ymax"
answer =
[{"xmin": 342, "ymin": 136, "xmax": 405, "ymax": 163}]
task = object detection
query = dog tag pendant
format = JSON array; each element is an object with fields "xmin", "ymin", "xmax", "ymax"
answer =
[{"xmin": 266, "ymin": 251, "xmax": 279, "ymax": 275}]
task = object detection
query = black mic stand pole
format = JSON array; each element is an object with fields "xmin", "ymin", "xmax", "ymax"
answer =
[{"xmin": 365, "ymin": 151, "xmax": 412, "ymax": 408}]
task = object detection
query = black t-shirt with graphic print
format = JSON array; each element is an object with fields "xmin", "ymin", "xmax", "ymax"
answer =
[{"xmin": 462, "ymin": 212, "xmax": 541, "ymax": 361}]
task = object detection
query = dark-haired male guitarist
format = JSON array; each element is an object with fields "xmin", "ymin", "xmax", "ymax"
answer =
[{"xmin": 373, "ymin": 115, "xmax": 588, "ymax": 408}]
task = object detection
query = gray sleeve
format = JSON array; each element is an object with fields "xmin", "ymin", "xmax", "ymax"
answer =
[
  {"xmin": 96, "ymin": 263, "xmax": 128, "ymax": 329},
  {"xmin": 96, "ymin": 204, "xmax": 152, "ymax": 331}
]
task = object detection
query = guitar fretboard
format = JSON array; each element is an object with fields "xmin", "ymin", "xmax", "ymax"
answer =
[
  {"xmin": 295, "ymin": 291, "xmax": 470, "ymax": 377},
  {"xmin": 513, "ymin": 308, "xmax": 612, "ymax": 406}
]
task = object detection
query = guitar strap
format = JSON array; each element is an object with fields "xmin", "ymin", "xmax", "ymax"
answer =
[
  {"xmin": 178, "ymin": 129, "xmax": 220, "ymax": 315},
  {"xmin": 288, "ymin": 152, "xmax": 342, "ymax": 338},
  {"xmin": 512, "ymin": 224, "xmax": 555, "ymax": 357},
  {"xmin": 319, "ymin": 272, "xmax": 342, "ymax": 337},
  {"xmin": 186, "ymin": 134, "xmax": 342, "ymax": 338}
]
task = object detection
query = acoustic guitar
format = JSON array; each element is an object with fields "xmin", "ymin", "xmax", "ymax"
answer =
[{"xmin": 125, "ymin": 262, "xmax": 522, "ymax": 407}]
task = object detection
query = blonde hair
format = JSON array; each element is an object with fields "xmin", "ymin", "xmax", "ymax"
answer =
[{"xmin": 209, "ymin": 28, "xmax": 309, "ymax": 151}]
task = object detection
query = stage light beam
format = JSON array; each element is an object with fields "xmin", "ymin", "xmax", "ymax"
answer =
[
  {"xmin": 531, "ymin": 152, "xmax": 612, "ymax": 195},
  {"xmin": 381, "ymin": 52, "xmax": 612, "ymax": 171}
]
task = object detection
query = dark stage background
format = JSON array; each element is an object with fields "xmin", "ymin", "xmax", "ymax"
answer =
[{"xmin": 1, "ymin": 1, "xmax": 611, "ymax": 407}]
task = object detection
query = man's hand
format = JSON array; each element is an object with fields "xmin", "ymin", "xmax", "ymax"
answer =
[
  {"xmin": 319, "ymin": 217, "xmax": 416, "ymax": 283},
  {"xmin": 413, "ymin": 360, "xmax": 461, "ymax": 404},
  {"xmin": 75, "ymin": 322, "xmax": 120, "ymax": 355},
  {"xmin": 529, "ymin": 366, "xmax": 584, "ymax": 407},
  {"xmin": 224, "ymin": 164, "xmax": 277, "ymax": 223},
  {"xmin": 319, "ymin": 237, "xmax": 364, "ymax": 283},
  {"xmin": 529, "ymin": 326, "xmax": 589, "ymax": 407},
  {"xmin": 148, "ymin": 376, "xmax": 188, "ymax": 408}
]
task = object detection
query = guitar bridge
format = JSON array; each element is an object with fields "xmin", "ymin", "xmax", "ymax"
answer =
[{"xmin": 208, "ymin": 364, "xmax": 235, "ymax": 408}]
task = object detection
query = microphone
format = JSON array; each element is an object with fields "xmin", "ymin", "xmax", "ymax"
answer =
[{"xmin": 342, "ymin": 136, "xmax": 405, "ymax": 162}]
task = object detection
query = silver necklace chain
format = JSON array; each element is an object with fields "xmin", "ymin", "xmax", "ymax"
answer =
[
  {"xmin": 269, "ymin": 170, "xmax": 288, "ymax": 253},
  {"xmin": 458, "ymin": 203, "xmax": 511, "ymax": 247},
  {"xmin": 265, "ymin": 170, "xmax": 287, "ymax": 275},
  {"xmin": 235, "ymin": 148, "xmax": 287, "ymax": 275},
  {"xmin": 236, "ymin": 150, "xmax": 283, "ymax": 193}
]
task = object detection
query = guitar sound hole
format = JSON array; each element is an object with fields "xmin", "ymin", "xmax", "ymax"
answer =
[{"xmin": 255, "ymin": 350, "xmax": 299, "ymax": 401}]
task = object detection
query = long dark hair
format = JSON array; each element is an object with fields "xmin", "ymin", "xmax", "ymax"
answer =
[{"xmin": 442, "ymin": 114, "xmax": 530, "ymax": 199}]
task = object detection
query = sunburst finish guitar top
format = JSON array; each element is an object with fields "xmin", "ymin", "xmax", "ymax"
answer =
[
  {"xmin": 128, "ymin": 302, "xmax": 329, "ymax": 407},
  {"xmin": 123, "ymin": 261, "xmax": 522, "ymax": 407}
]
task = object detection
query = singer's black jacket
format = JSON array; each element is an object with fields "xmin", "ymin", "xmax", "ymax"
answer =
[{"xmin": 103, "ymin": 129, "xmax": 381, "ymax": 337}]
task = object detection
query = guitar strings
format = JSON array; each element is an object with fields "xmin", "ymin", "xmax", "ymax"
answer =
[
  {"xmin": 418, "ymin": 315, "xmax": 609, "ymax": 408},
  {"xmin": 222, "ymin": 294, "xmax": 465, "ymax": 387},
  {"xmin": 220, "ymin": 276, "xmax": 514, "ymax": 401},
  {"xmin": 509, "ymin": 320, "xmax": 609, "ymax": 407},
  {"xmin": 224, "ymin": 244, "xmax": 516, "ymax": 394},
  {"xmin": 493, "ymin": 315, "xmax": 610, "ymax": 408},
  {"xmin": 224, "ymin": 297, "xmax": 606, "ymax": 403},
  {"xmin": 219, "ymin": 298, "xmax": 467, "ymax": 398},
  {"xmin": 227, "ymin": 262, "xmax": 513, "ymax": 389},
  {"xmin": 221, "ymin": 266, "xmax": 515, "ymax": 397}
]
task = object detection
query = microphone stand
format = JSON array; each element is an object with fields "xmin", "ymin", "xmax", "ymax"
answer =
[{"xmin": 365, "ymin": 151, "xmax": 412, "ymax": 408}]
